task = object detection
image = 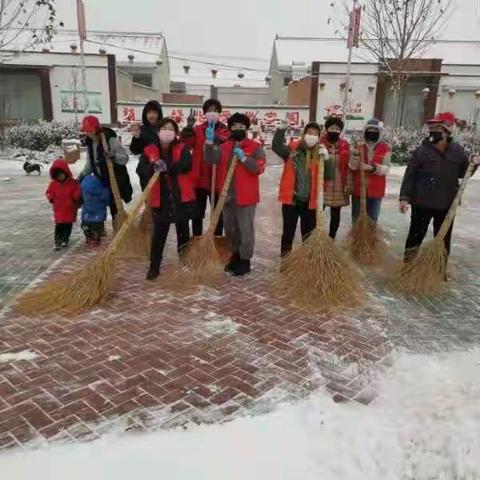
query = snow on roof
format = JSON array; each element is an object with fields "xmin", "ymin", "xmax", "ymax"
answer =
[
  {"xmin": 274, "ymin": 37, "xmax": 480, "ymax": 68},
  {"xmin": 18, "ymin": 30, "xmax": 166, "ymax": 64}
]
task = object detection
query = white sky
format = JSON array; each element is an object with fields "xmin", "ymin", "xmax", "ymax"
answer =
[{"xmin": 53, "ymin": 0, "xmax": 480, "ymax": 61}]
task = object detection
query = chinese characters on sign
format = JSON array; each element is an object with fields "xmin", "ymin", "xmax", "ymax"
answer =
[{"xmin": 118, "ymin": 104, "xmax": 310, "ymax": 146}]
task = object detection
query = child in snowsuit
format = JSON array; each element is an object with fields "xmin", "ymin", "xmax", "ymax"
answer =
[
  {"xmin": 80, "ymin": 175, "xmax": 111, "ymax": 248},
  {"xmin": 204, "ymin": 112, "xmax": 266, "ymax": 276},
  {"xmin": 46, "ymin": 158, "xmax": 81, "ymax": 250}
]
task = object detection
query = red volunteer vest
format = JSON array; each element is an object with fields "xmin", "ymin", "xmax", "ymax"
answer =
[
  {"xmin": 353, "ymin": 142, "xmax": 390, "ymax": 199},
  {"xmin": 216, "ymin": 139, "xmax": 265, "ymax": 207},
  {"xmin": 149, "ymin": 143, "xmax": 196, "ymax": 208}
]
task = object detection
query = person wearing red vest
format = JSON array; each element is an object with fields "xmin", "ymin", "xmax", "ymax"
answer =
[
  {"xmin": 140, "ymin": 118, "xmax": 196, "ymax": 281},
  {"xmin": 349, "ymin": 118, "xmax": 391, "ymax": 222},
  {"xmin": 182, "ymin": 99, "xmax": 230, "ymax": 238},
  {"xmin": 274, "ymin": 121, "xmax": 332, "ymax": 257},
  {"xmin": 321, "ymin": 116, "xmax": 352, "ymax": 239},
  {"xmin": 204, "ymin": 113, "xmax": 266, "ymax": 276}
]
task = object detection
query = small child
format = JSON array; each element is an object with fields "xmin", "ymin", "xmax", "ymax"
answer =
[
  {"xmin": 80, "ymin": 175, "xmax": 110, "ymax": 248},
  {"xmin": 46, "ymin": 158, "xmax": 81, "ymax": 250}
]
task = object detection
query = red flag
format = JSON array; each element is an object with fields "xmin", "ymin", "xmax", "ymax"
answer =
[
  {"xmin": 77, "ymin": 0, "xmax": 87, "ymax": 40},
  {"xmin": 347, "ymin": 6, "xmax": 362, "ymax": 48}
]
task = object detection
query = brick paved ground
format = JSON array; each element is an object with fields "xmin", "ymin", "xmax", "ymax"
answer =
[{"xmin": 0, "ymin": 153, "xmax": 479, "ymax": 451}]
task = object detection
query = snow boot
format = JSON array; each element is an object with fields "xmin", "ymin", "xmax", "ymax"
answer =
[
  {"xmin": 233, "ymin": 259, "xmax": 251, "ymax": 277},
  {"xmin": 225, "ymin": 252, "xmax": 241, "ymax": 273}
]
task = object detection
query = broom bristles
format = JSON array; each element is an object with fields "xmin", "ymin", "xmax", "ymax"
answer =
[
  {"xmin": 117, "ymin": 209, "xmax": 151, "ymax": 259},
  {"xmin": 394, "ymin": 238, "xmax": 447, "ymax": 296},
  {"xmin": 348, "ymin": 212, "xmax": 386, "ymax": 265},
  {"xmin": 15, "ymin": 251, "xmax": 116, "ymax": 315},
  {"xmin": 181, "ymin": 234, "xmax": 223, "ymax": 284},
  {"xmin": 274, "ymin": 228, "xmax": 362, "ymax": 312},
  {"xmin": 113, "ymin": 209, "xmax": 128, "ymax": 233}
]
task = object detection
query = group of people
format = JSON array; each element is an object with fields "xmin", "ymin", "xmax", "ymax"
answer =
[{"xmin": 45, "ymin": 98, "xmax": 479, "ymax": 281}]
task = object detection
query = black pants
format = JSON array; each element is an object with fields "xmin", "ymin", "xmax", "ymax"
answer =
[
  {"xmin": 81, "ymin": 222, "xmax": 104, "ymax": 242},
  {"xmin": 150, "ymin": 217, "xmax": 190, "ymax": 272},
  {"xmin": 55, "ymin": 223, "xmax": 73, "ymax": 244},
  {"xmin": 281, "ymin": 203, "xmax": 316, "ymax": 256},
  {"xmin": 328, "ymin": 207, "xmax": 341, "ymax": 239},
  {"xmin": 192, "ymin": 188, "xmax": 224, "ymax": 237},
  {"xmin": 404, "ymin": 205, "xmax": 454, "ymax": 262}
]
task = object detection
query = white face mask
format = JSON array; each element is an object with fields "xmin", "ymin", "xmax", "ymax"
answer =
[
  {"xmin": 304, "ymin": 134, "xmax": 319, "ymax": 148},
  {"xmin": 205, "ymin": 112, "xmax": 220, "ymax": 123},
  {"xmin": 159, "ymin": 129, "xmax": 176, "ymax": 144}
]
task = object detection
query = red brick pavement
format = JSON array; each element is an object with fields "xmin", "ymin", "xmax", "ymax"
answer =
[{"xmin": 0, "ymin": 165, "xmax": 392, "ymax": 451}]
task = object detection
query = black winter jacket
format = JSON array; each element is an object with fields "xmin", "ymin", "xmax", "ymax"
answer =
[
  {"xmin": 400, "ymin": 140, "xmax": 470, "ymax": 211},
  {"xmin": 130, "ymin": 100, "xmax": 164, "ymax": 190}
]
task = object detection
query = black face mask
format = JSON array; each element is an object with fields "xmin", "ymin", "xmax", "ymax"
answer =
[
  {"xmin": 231, "ymin": 129, "xmax": 247, "ymax": 142},
  {"xmin": 327, "ymin": 131, "xmax": 340, "ymax": 143},
  {"xmin": 428, "ymin": 131, "xmax": 445, "ymax": 144},
  {"xmin": 365, "ymin": 131, "xmax": 380, "ymax": 143}
]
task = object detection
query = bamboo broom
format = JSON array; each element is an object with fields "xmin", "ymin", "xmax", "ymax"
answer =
[
  {"xmin": 274, "ymin": 146, "xmax": 362, "ymax": 312},
  {"xmin": 14, "ymin": 172, "xmax": 161, "ymax": 315},
  {"xmin": 101, "ymin": 133, "xmax": 150, "ymax": 258},
  {"xmin": 181, "ymin": 155, "xmax": 238, "ymax": 283},
  {"xmin": 100, "ymin": 132, "xmax": 128, "ymax": 233},
  {"xmin": 211, "ymin": 164, "xmax": 230, "ymax": 260},
  {"xmin": 395, "ymin": 161, "xmax": 476, "ymax": 296},
  {"xmin": 347, "ymin": 142, "xmax": 386, "ymax": 265}
]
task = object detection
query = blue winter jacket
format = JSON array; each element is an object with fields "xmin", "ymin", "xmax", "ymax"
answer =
[{"xmin": 81, "ymin": 175, "xmax": 110, "ymax": 223}]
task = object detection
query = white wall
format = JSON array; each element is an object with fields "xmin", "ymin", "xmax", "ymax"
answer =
[
  {"xmin": 316, "ymin": 63, "xmax": 378, "ymax": 131},
  {"xmin": 1, "ymin": 51, "xmax": 112, "ymax": 123},
  {"xmin": 437, "ymin": 64, "xmax": 480, "ymax": 123}
]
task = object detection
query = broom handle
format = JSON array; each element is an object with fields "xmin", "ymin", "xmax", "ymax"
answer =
[
  {"xmin": 100, "ymin": 132, "xmax": 126, "ymax": 215},
  {"xmin": 207, "ymin": 155, "xmax": 238, "ymax": 234},
  {"xmin": 436, "ymin": 161, "xmax": 476, "ymax": 240},
  {"xmin": 211, "ymin": 165, "xmax": 217, "ymax": 208},
  {"xmin": 105, "ymin": 172, "xmax": 160, "ymax": 253},
  {"xmin": 316, "ymin": 146, "xmax": 325, "ymax": 227},
  {"xmin": 358, "ymin": 143, "xmax": 367, "ymax": 215}
]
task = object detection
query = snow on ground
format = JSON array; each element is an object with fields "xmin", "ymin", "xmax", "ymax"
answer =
[
  {"xmin": 0, "ymin": 350, "xmax": 39, "ymax": 363},
  {"xmin": 1, "ymin": 349, "xmax": 480, "ymax": 480}
]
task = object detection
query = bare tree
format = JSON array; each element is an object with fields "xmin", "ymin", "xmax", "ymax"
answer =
[
  {"xmin": 0, "ymin": 0, "xmax": 62, "ymax": 50},
  {"xmin": 330, "ymin": 0, "xmax": 453, "ymax": 125},
  {"xmin": 358, "ymin": 0, "xmax": 453, "ymax": 90}
]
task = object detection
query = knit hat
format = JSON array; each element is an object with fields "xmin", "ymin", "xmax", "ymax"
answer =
[
  {"xmin": 81, "ymin": 115, "xmax": 101, "ymax": 133},
  {"xmin": 324, "ymin": 116, "xmax": 344, "ymax": 131},
  {"xmin": 427, "ymin": 112, "xmax": 456, "ymax": 132},
  {"xmin": 364, "ymin": 118, "xmax": 384, "ymax": 132}
]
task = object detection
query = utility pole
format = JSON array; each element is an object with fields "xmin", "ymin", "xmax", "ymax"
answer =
[
  {"xmin": 343, "ymin": 0, "xmax": 360, "ymax": 124},
  {"xmin": 77, "ymin": 0, "xmax": 89, "ymax": 115}
]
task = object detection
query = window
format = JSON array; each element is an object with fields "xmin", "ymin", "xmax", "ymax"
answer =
[
  {"xmin": 132, "ymin": 73, "xmax": 153, "ymax": 88},
  {"xmin": 0, "ymin": 72, "xmax": 43, "ymax": 121},
  {"xmin": 170, "ymin": 81, "xmax": 186, "ymax": 94}
]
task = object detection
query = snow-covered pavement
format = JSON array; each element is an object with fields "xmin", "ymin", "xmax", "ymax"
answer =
[{"xmin": 2, "ymin": 349, "xmax": 480, "ymax": 480}]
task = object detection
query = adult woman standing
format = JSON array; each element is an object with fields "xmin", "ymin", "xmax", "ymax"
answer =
[
  {"xmin": 321, "ymin": 116, "xmax": 351, "ymax": 239},
  {"xmin": 141, "ymin": 118, "xmax": 196, "ymax": 280}
]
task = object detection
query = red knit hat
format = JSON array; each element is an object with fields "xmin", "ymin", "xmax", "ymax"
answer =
[
  {"xmin": 427, "ymin": 112, "xmax": 456, "ymax": 132},
  {"xmin": 144, "ymin": 144, "xmax": 160, "ymax": 163},
  {"xmin": 81, "ymin": 115, "xmax": 101, "ymax": 133}
]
